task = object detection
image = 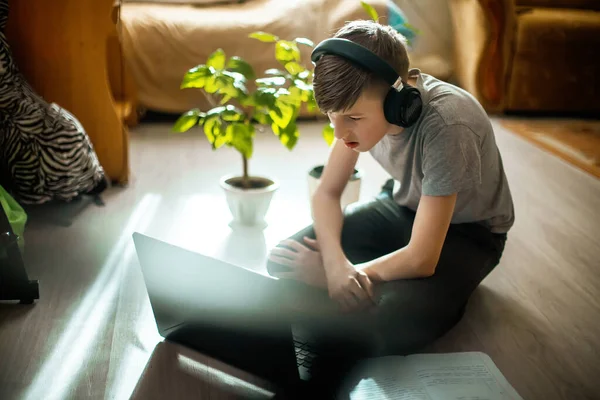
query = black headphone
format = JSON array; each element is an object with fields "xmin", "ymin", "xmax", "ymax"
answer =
[{"xmin": 311, "ymin": 38, "xmax": 422, "ymax": 128}]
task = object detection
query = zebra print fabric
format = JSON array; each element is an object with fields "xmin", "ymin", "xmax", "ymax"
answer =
[{"xmin": 0, "ymin": 0, "xmax": 107, "ymax": 204}]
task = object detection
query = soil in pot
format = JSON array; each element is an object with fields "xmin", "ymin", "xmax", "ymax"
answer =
[
  {"xmin": 309, "ymin": 165, "xmax": 362, "ymax": 181},
  {"xmin": 224, "ymin": 176, "xmax": 275, "ymax": 190}
]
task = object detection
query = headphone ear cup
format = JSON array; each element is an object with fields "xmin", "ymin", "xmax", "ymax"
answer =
[
  {"xmin": 383, "ymin": 89, "xmax": 404, "ymax": 126},
  {"xmin": 384, "ymin": 86, "xmax": 423, "ymax": 127}
]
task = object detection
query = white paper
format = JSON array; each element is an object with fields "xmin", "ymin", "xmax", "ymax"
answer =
[{"xmin": 340, "ymin": 352, "xmax": 523, "ymax": 400}]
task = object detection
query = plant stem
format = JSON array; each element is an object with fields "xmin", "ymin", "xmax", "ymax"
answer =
[
  {"xmin": 201, "ymin": 91, "xmax": 218, "ymax": 108},
  {"xmin": 242, "ymin": 154, "xmax": 250, "ymax": 189}
]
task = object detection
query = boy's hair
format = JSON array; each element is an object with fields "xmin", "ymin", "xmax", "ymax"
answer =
[{"xmin": 313, "ymin": 20, "xmax": 410, "ymax": 113}]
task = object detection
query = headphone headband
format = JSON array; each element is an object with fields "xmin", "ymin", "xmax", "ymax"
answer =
[
  {"xmin": 311, "ymin": 37, "xmax": 422, "ymax": 128},
  {"xmin": 311, "ymin": 38, "xmax": 399, "ymax": 86}
]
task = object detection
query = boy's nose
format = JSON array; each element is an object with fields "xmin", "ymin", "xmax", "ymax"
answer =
[
  {"xmin": 335, "ymin": 128, "xmax": 352, "ymax": 141},
  {"xmin": 332, "ymin": 122, "xmax": 349, "ymax": 140}
]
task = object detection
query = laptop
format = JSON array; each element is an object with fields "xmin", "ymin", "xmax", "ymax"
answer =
[{"xmin": 132, "ymin": 232, "xmax": 336, "ymax": 393}]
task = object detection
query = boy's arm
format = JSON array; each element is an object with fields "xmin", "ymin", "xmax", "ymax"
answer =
[
  {"xmin": 312, "ymin": 139, "xmax": 376, "ymax": 310},
  {"xmin": 361, "ymin": 123, "xmax": 481, "ymax": 281},
  {"xmin": 360, "ymin": 193, "xmax": 457, "ymax": 281},
  {"xmin": 312, "ymin": 138, "xmax": 359, "ymax": 270}
]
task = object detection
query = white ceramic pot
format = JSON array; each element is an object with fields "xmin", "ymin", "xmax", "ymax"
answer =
[
  {"xmin": 307, "ymin": 165, "xmax": 362, "ymax": 218},
  {"xmin": 220, "ymin": 175, "xmax": 279, "ymax": 227}
]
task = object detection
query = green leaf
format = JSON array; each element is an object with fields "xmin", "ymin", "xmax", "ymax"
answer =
[
  {"xmin": 265, "ymin": 68, "xmax": 287, "ymax": 76},
  {"xmin": 282, "ymin": 131, "xmax": 298, "ymax": 150},
  {"xmin": 207, "ymin": 48, "xmax": 226, "ymax": 70},
  {"xmin": 269, "ymin": 100, "xmax": 295, "ymax": 129},
  {"xmin": 287, "ymin": 86, "xmax": 304, "ymax": 108},
  {"xmin": 272, "ymin": 121, "xmax": 299, "ymax": 150},
  {"xmin": 322, "ymin": 123, "xmax": 335, "ymax": 146},
  {"xmin": 307, "ymin": 92, "xmax": 318, "ymax": 113},
  {"xmin": 254, "ymin": 87, "xmax": 277, "ymax": 108},
  {"xmin": 214, "ymin": 127, "xmax": 230, "ymax": 149},
  {"xmin": 229, "ymin": 123, "xmax": 254, "ymax": 159},
  {"xmin": 284, "ymin": 61, "xmax": 305, "ymax": 75},
  {"xmin": 288, "ymin": 86, "xmax": 314, "ymax": 108},
  {"xmin": 203, "ymin": 72, "xmax": 241, "ymax": 97},
  {"xmin": 293, "ymin": 79, "xmax": 312, "ymax": 92},
  {"xmin": 361, "ymin": 1, "xmax": 379, "ymax": 21},
  {"xmin": 232, "ymin": 79, "xmax": 249, "ymax": 96},
  {"xmin": 204, "ymin": 75, "xmax": 220, "ymax": 94},
  {"xmin": 240, "ymin": 93, "xmax": 256, "ymax": 107},
  {"xmin": 172, "ymin": 109, "xmax": 203, "ymax": 132},
  {"xmin": 249, "ymin": 31, "xmax": 279, "ymax": 43},
  {"xmin": 275, "ymin": 87, "xmax": 292, "ymax": 97},
  {"xmin": 275, "ymin": 40, "xmax": 301, "ymax": 64},
  {"xmin": 203, "ymin": 115, "xmax": 225, "ymax": 148},
  {"xmin": 218, "ymin": 71, "xmax": 247, "ymax": 98},
  {"xmin": 221, "ymin": 105, "xmax": 245, "ymax": 122},
  {"xmin": 256, "ymin": 76, "xmax": 287, "ymax": 86},
  {"xmin": 253, "ymin": 111, "xmax": 272, "ymax": 125},
  {"xmin": 294, "ymin": 37, "xmax": 314, "ymax": 47},
  {"xmin": 297, "ymin": 70, "xmax": 311, "ymax": 80},
  {"xmin": 221, "ymin": 70, "xmax": 246, "ymax": 83},
  {"xmin": 226, "ymin": 56, "xmax": 256, "ymax": 80},
  {"xmin": 205, "ymin": 105, "xmax": 244, "ymax": 121},
  {"xmin": 180, "ymin": 65, "xmax": 214, "ymax": 89},
  {"xmin": 206, "ymin": 105, "xmax": 227, "ymax": 116}
]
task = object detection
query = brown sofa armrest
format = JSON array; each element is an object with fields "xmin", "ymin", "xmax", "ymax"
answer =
[{"xmin": 448, "ymin": 0, "xmax": 516, "ymax": 113}]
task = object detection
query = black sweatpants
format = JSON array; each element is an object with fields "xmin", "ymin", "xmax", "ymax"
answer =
[{"xmin": 266, "ymin": 182, "xmax": 507, "ymax": 359}]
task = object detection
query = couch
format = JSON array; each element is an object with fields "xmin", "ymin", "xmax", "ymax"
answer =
[
  {"xmin": 118, "ymin": 0, "xmax": 395, "ymax": 115},
  {"xmin": 448, "ymin": 0, "xmax": 600, "ymax": 115}
]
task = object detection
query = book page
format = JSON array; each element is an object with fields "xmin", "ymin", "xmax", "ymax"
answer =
[
  {"xmin": 338, "ymin": 352, "xmax": 522, "ymax": 400},
  {"xmin": 341, "ymin": 356, "xmax": 432, "ymax": 400},
  {"xmin": 409, "ymin": 352, "xmax": 523, "ymax": 400}
]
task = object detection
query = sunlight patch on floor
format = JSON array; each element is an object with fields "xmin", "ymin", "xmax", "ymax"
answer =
[
  {"xmin": 105, "ymin": 294, "xmax": 163, "ymax": 400},
  {"xmin": 177, "ymin": 354, "xmax": 274, "ymax": 399},
  {"xmin": 156, "ymin": 193, "xmax": 312, "ymax": 273},
  {"xmin": 22, "ymin": 193, "xmax": 162, "ymax": 400}
]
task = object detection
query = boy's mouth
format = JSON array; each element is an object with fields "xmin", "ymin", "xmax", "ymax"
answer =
[{"xmin": 344, "ymin": 141, "xmax": 359, "ymax": 149}]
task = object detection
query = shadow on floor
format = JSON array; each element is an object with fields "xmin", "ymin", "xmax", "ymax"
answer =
[{"xmin": 22, "ymin": 195, "xmax": 103, "ymax": 228}]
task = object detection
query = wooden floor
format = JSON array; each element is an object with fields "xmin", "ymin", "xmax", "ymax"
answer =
[
  {"xmin": 1, "ymin": 119, "xmax": 599, "ymax": 399},
  {"xmin": 500, "ymin": 118, "xmax": 600, "ymax": 179}
]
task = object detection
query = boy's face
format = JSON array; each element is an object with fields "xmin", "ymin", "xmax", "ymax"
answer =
[{"xmin": 327, "ymin": 88, "xmax": 402, "ymax": 152}]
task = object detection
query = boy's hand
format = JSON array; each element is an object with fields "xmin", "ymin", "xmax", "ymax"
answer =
[
  {"xmin": 325, "ymin": 259, "xmax": 376, "ymax": 312},
  {"xmin": 268, "ymin": 237, "xmax": 328, "ymax": 289}
]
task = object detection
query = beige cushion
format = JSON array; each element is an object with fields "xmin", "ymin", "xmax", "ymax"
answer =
[{"xmin": 122, "ymin": 0, "xmax": 246, "ymax": 5}]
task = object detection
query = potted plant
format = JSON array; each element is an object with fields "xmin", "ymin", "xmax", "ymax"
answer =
[{"xmin": 172, "ymin": 32, "xmax": 317, "ymax": 227}]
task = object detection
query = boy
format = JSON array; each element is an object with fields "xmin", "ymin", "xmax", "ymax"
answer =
[{"xmin": 266, "ymin": 20, "xmax": 514, "ymax": 359}]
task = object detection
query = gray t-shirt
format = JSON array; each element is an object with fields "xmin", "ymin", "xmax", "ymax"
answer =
[{"xmin": 369, "ymin": 69, "xmax": 515, "ymax": 234}]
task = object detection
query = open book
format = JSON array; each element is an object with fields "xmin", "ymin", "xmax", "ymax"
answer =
[{"xmin": 337, "ymin": 352, "xmax": 523, "ymax": 400}]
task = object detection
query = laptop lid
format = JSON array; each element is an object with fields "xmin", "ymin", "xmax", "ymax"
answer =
[
  {"xmin": 132, "ymin": 232, "xmax": 301, "ymax": 385},
  {"xmin": 132, "ymin": 232, "xmax": 289, "ymax": 336}
]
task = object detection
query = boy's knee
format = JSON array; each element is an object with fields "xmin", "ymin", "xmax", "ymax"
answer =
[{"xmin": 362, "ymin": 281, "xmax": 467, "ymax": 355}]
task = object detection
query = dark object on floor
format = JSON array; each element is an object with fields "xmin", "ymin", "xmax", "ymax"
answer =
[
  {"xmin": 0, "ymin": 0, "xmax": 107, "ymax": 205},
  {"xmin": 0, "ymin": 199, "xmax": 39, "ymax": 304}
]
